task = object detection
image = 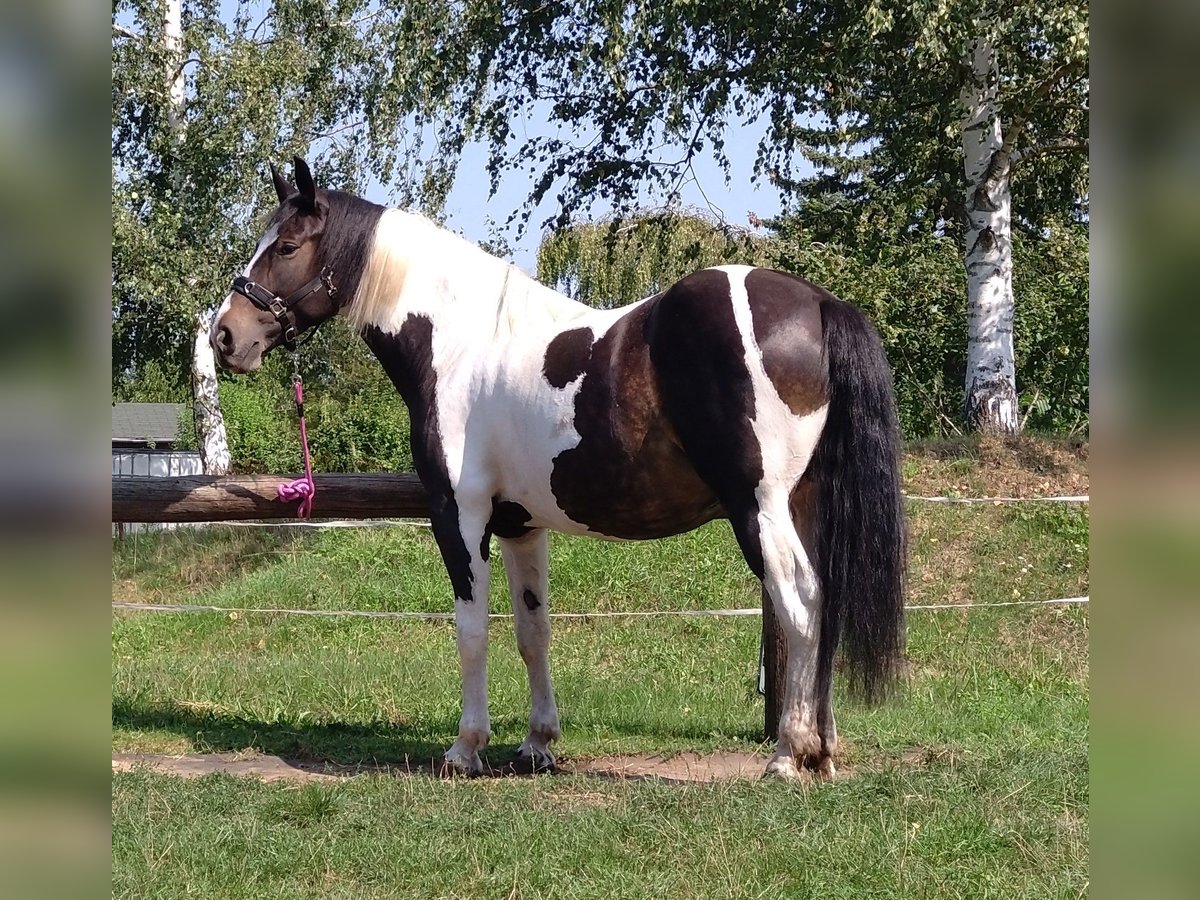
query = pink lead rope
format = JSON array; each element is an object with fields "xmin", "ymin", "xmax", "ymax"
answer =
[{"xmin": 277, "ymin": 376, "xmax": 315, "ymax": 518}]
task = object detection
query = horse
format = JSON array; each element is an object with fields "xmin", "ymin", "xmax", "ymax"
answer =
[{"xmin": 212, "ymin": 157, "xmax": 906, "ymax": 780}]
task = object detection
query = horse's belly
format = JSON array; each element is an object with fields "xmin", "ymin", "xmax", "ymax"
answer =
[{"xmin": 542, "ymin": 423, "xmax": 723, "ymax": 540}]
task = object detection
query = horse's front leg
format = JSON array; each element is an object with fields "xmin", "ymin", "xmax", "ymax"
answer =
[
  {"xmin": 428, "ymin": 499, "xmax": 492, "ymax": 776},
  {"xmin": 498, "ymin": 529, "xmax": 560, "ymax": 770}
]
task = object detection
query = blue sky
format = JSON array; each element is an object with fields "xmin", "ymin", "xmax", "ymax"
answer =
[{"xmin": 434, "ymin": 114, "xmax": 789, "ymax": 275}]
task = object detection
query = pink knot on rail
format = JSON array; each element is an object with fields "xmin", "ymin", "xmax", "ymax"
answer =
[
  {"xmin": 277, "ymin": 475, "xmax": 314, "ymax": 518},
  {"xmin": 279, "ymin": 377, "xmax": 316, "ymax": 518}
]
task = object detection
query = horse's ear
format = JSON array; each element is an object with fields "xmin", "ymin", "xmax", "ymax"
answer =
[
  {"xmin": 269, "ymin": 163, "xmax": 292, "ymax": 203},
  {"xmin": 293, "ymin": 156, "xmax": 317, "ymax": 208}
]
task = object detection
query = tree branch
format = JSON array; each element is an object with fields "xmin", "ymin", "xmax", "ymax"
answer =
[
  {"xmin": 309, "ymin": 119, "xmax": 367, "ymax": 142},
  {"xmin": 1011, "ymin": 140, "xmax": 1088, "ymax": 166},
  {"xmin": 112, "ymin": 24, "xmax": 141, "ymax": 41},
  {"xmin": 1003, "ymin": 59, "xmax": 1086, "ymax": 155},
  {"xmin": 251, "ymin": 7, "xmax": 382, "ymax": 42}
]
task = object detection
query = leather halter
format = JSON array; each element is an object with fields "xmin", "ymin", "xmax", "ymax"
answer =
[{"xmin": 230, "ymin": 266, "xmax": 337, "ymax": 350}]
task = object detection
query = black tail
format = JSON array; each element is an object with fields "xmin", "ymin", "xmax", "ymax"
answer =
[{"xmin": 811, "ymin": 298, "xmax": 906, "ymax": 705}]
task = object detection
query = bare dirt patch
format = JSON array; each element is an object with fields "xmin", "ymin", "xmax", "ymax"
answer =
[{"xmin": 113, "ymin": 749, "xmax": 774, "ymax": 784}]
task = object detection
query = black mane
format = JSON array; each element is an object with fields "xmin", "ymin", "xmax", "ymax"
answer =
[{"xmin": 318, "ymin": 189, "xmax": 385, "ymax": 311}]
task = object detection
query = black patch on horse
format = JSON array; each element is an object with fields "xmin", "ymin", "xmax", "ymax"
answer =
[
  {"xmin": 745, "ymin": 269, "xmax": 830, "ymax": 416},
  {"xmin": 549, "ymin": 296, "xmax": 722, "ymax": 539},
  {"xmin": 479, "ymin": 498, "xmax": 535, "ymax": 561},
  {"xmin": 363, "ymin": 315, "xmax": 475, "ymax": 602},
  {"xmin": 489, "ymin": 499, "xmax": 534, "ymax": 537},
  {"xmin": 522, "ymin": 589, "xmax": 541, "ymax": 611},
  {"xmin": 647, "ymin": 269, "xmax": 768, "ymax": 578},
  {"xmin": 542, "ymin": 327, "xmax": 593, "ymax": 388}
]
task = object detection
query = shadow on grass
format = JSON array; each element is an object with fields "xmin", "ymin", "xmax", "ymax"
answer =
[
  {"xmin": 112, "ymin": 700, "xmax": 688, "ymax": 781},
  {"xmin": 563, "ymin": 714, "xmax": 767, "ymax": 747},
  {"xmin": 113, "ymin": 525, "xmax": 321, "ymax": 593},
  {"xmin": 113, "ymin": 696, "xmax": 770, "ymax": 778},
  {"xmin": 113, "ymin": 697, "xmax": 452, "ymax": 766}
]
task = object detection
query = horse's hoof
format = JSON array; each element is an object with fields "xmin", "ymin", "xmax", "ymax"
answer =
[
  {"xmin": 516, "ymin": 740, "xmax": 557, "ymax": 772},
  {"xmin": 812, "ymin": 755, "xmax": 837, "ymax": 780},
  {"xmin": 763, "ymin": 756, "xmax": 810, "ymax": 783},
  {"xmin": 443, "ymin": 745, "xmax": 484, "ymax": 777}
]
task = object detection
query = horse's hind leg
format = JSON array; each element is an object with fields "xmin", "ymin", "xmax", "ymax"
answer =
[
  {"xmin": 747, "ymin": 491, "xmax": 833, "ymax": 781},
  {"xmin": 498, "ymin": 530, "xmax": 561, "ymax": 770},
  {"xmin": 790, "ymin": 482, "xmax": 837, "ymax": 768}
]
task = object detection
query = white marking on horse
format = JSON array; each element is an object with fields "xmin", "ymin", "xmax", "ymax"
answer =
[
  {"xmin": 214, "ymin": 222, "xmax": 281, "ymax": 323},
  {"xmin": 345, "ymin": 209, "xmax": 647, "ymax": 538},
  {"xmin": 721, "ymin": 265, "xmax": 832, "ymax": 778}
]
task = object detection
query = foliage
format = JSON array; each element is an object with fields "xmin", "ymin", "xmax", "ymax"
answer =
[
  {"xmin": 772, "ymin": 227, "xmax": 1091, "ymax": 437},
  {"xmin": 775, "ymin": 234, "xmax": 968, "ymax": 438},
  {"xmin": 777, "ymin": 0, "xmax": 1089, "ymax": 249},
  {"xmin": 112, "ymin": 1, "xmax": 1089, "ymax": 441},
  {"xmin": 215, "ymin": 328, "xmax": 414, "ymax": 474},
  {"xmin": 1010, "ymin": 224, "xmax": 1090, "ymax": 433},
  {"xmin": 112, "ymin": 357, "xmax": 191, "ymax": 404},
  {"xmin": 539, "ymin": 214, "xmax": 1088, "ymax": 437},
  {"xmin": 444, "ymin": 1, "xmax": 1087, "ymax": 241},
  {"xmin": 537, "ymin": 210, "xmax": 773, "ymax": 306},
  {"xmin": 111, "ymin": 0, "xmax": 494, "ymax": 397},
  {"xmin": 215, "ymin": 378, "xmax": 294, "ymax": 472},
  {"xmin": 487, "ymin": 0, "xmax": 1087, "ymax": 432}
]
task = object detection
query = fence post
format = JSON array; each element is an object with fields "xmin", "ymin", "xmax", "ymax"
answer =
[{"xmin": 760, "ymin": 585, "xmax": 786, "ymax": 741}]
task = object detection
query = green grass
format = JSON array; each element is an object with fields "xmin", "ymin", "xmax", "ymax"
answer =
[
  {"xmin": 114, "ymin": 757, "xmax": 1087, "ymax": 899},
  {"xmin": 112, "ymin": 443, "xmax": 1089, "ymax": 898}
]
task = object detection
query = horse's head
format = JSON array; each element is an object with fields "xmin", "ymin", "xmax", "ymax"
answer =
[{"xmin": 211, "ymin": 157, "xmax": 342, "ymax": 373}]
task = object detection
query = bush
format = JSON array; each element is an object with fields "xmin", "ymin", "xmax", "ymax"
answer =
[
  {"xmin": 218, "ymin": 378, "xmax": 296, "ymax": 473},
  {"xmin": 775, "ymin": 228, "xmax": 1088, "ymax": 436},
  {"xmin": 219, "ymin": 376, "xmax": 412, "ymax": 474}
]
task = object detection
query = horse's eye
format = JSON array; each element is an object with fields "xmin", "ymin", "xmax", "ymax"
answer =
[{"xmin": 277, "ymin": 242, "xmax": 299, "ymax": 256}]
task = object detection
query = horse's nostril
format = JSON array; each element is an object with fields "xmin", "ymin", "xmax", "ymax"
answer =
[{"xmin": 214, "ymin": 325, "xmax": 234, "ymax": 353}]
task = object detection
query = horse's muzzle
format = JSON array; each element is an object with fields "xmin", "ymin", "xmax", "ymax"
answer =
[{"xmin": 210, "ymin": 321, "xmax": 264, "ymax": 374}]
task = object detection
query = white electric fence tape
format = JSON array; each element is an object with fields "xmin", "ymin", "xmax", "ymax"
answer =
[{"xmin": 112, "ymin": 595, "xmax": 1088, "ymax": 620}]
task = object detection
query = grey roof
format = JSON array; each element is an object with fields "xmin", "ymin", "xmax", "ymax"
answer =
[{"xmin": 112, "ymin": 403, "xmax": 185, "ymax": 445}]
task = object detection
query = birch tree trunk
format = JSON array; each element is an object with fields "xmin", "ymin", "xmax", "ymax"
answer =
[
  {"xmin": 960, "ymin": 35, "xmax": 1020, "ymax": 434},
  {"xmin": 164, "ymin": 0, "xmax": 231, "ymax": 471},
  {"xmin": 192, "ymin": 309, "xmax": 231, "ymax": 475},
  {"xmin": 191, "ymin": 305, "xmax": 231, "ymax": 473}
]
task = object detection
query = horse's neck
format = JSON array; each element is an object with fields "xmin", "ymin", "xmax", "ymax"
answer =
[
  {"xmin": 352, "ymin": 211, "xmax": 590, "ymax": 405},
  {"xmin": 352, "ymin": 209, "xmax": 588, "ymax": 340}
]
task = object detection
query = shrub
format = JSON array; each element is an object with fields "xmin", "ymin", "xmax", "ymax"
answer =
[{"xmin": 219, "ymin": 376, "xmax": 412, "ymax": 474}]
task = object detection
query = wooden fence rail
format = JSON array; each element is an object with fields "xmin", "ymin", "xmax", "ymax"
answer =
[
  {"xmin": 112, "ymin": 473, "xmax": 429, "ymax": 523},
  {"xmin": 112, "ymin": 472, "xmax": 783, "ymax": 739}
]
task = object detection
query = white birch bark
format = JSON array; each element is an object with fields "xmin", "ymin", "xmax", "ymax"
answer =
[
  {"xmin": 165, "ymin": 0, "xmax": 231, "ymax": 472},
  {"xmin": 959, "ymin": 35, "xmax": 1019, "ymax": 434},
  {"xmin": 192, "ymin": 309, "xmax": 231, "ymax": 475},
  {"xmin": 164, "ymin": 0, "xmax": 185, "ymax": 135}
]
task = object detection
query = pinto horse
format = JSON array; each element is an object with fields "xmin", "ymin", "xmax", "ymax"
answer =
[{"xmin": 212, "ymin": 157, "xmax": 905, "ymax": 780}]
